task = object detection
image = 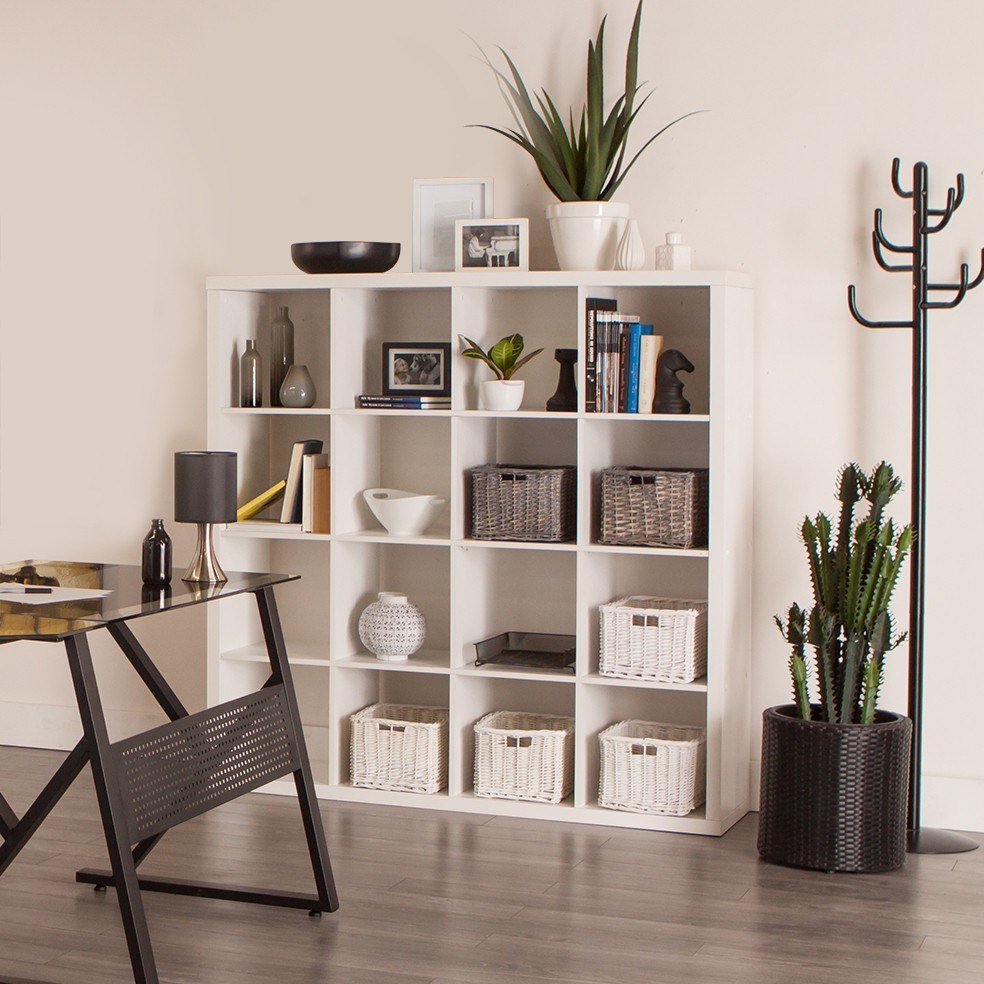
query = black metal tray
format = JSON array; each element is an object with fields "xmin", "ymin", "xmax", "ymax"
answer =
[{"xmin": 473, "ymin": 632, "xmax": 576, "ymax": 673}]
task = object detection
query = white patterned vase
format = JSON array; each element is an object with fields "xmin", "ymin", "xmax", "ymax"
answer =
[
  {"xmin": 615, "ymin": 219, "xmax": 645, "ymax": 271},
  {"xmin": 358, "ymin": 592, "xmax": 426, "ymax": 662}
]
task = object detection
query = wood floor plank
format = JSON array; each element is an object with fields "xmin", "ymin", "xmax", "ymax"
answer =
[{"xmin": 2, "ymin": 746, "xmax": 983, "ymax": 983}]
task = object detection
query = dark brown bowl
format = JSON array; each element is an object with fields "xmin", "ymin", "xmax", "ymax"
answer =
[{"xmin": 290, "ymin": 241, "xmax": 400, "ymax": 274}]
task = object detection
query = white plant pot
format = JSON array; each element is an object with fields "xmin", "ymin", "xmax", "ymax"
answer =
[
  {"xmin": 479, "ymin": 379, "xmax": 525, "ymax": 411},
  {"xmin": 545, "ymin": 201, "xmax": 630, "ymax": 271}
]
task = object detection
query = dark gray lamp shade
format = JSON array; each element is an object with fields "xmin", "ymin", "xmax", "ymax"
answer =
[{"xmin": 174, "ymin": 451, "xmax": 238, "ymax": 524}]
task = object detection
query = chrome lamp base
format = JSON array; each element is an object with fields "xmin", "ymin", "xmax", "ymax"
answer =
[{"xmin": 182, "ymin": 523, "xmax": 227, "ymax": 583}]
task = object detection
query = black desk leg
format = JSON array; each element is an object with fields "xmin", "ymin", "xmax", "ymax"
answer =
[
  {"xmin": 65, "ymin": 634, "xmax": 159, "ymax": 984},
  {"xmin": 255, "ymin": 586, "xmax": 339, "ymax": 913}
]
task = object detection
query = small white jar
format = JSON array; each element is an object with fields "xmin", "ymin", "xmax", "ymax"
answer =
[{"xmin": 655, "ymin": 232, "xmax": 692, "ymax": 271}]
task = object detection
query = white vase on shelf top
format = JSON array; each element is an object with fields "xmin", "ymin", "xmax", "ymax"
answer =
[
  {"xmin": 545, "ymin": 201, "xmax": 629, "ymax": 270},
  {"xmin": 615, "ymin": 219, "xmax": 646, "ymax": 271},
  {"xmin": 358, "ymin": 592, "xmax": 426, "ymax": 662},
  {"xmin": 655, "ymin": 232, "xmax": 692, "ymax": 271}
]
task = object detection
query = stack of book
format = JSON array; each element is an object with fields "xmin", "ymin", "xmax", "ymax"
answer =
[
  {"xmin": 357, "ymin": 394, "xmax": 451, "ymax": 410},
  {"xmin": 237, "ymin": 439, "xmax": 330, "ymax": 534},
  {"xmin": 584, "ymin": 297, "xmax": 664, "ymax": 414}
]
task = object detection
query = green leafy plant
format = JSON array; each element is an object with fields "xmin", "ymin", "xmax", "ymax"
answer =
[
  {"xmin": 775, "ymin": 462, "xmax": 913, "ymax": 725},
  {"xmin": 457, "ymin": 333, "xmax": 543, "ymax": 380},
  {"xmin": 473, "ymin": 1, "xmax": 701, "ymax": 202}
]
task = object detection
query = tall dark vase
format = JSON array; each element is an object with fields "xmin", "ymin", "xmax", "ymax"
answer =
[
  {"xmin": 546, "ymin": 348, "xmax": 577, "ymax": 412},
  {"xmin": 758, "ymin": 704, "xmax": 912, "ymax": 873}
]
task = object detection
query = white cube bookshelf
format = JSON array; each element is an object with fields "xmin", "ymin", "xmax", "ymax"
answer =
[{"xmin": 206, "ymin": 270, "xmax": 753, "ymax": 834}]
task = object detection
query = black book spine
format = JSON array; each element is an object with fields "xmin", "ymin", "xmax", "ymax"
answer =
[{"xmin": 617, "ymin": 328, "xmax": 630, "ymax": 413}]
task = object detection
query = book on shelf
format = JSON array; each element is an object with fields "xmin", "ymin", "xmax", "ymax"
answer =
[
  {"xmin": 301, "ymin": 453, "xmax": 330, "ymax": 534},
  {"xmin": 236, "ymin": 479, "xmax": 286, "ymax": 522},
  {"xmin": 357, "ymin": 394, "xmax": 451, "ymax": 409},
  {"xmin": 596, "ymin": 310, "xmax": 640, "ymax": 412},
  {"xmin": 625, "ymin": 323, "xmax": 655, "ymax": 413},
  {"xmin": 584, "ymin": 297, "xmax": 617, "ymax": 413},
  {"xmin": 636, "ymin": 333, "xmax": 664, "ymax": 414},
  {"xmin": 313, "ymin": 462, "xmax": 330, "ymax": 535},
  {"xmin": 234, "ymin": 519, "xmax": 303, "ymax": 534},
  {"xmin": 281, "ymin": 439, "xmax": 324, "ymax": 523}
]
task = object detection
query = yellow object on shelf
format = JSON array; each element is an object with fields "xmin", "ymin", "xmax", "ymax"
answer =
[{"xmin": 236, "ymin": 480, "xmax": 286, "ymax": 522}]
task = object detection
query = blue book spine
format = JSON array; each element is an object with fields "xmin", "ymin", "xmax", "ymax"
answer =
[{"xmin": 626, "ymin": 324, "xmax": 654, "ymax": 413}]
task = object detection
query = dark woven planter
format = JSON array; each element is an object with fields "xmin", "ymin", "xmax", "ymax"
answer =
[{"xmin": 757, "ymin": 704, "xmax": 912, "ymax": 873}]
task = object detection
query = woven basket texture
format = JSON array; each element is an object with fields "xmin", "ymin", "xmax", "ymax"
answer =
[
  {"xmin": 598, "ymin": 720, "xmax": 706, "ymax": 815},
  {"xmin": 474, "ymin": 711, "xmax": 574, "ymax": 803},
  {"xmin": 599, "ymin": 597, "xmax": 707, "ymax": 682},
  {"xmin": 350, "ymin": 703, "xmax": 448, "ymax": 794},
  {"xmin": 469, "ymin": 464, "xmax": 576, "ymax": 542},
  {"xmin": 757, "ymin": 705, "xmax": 912, "ymax": 872},
  {"xmin": 599, "ymin": 467, "xmax": 708, "ymax": 548}
]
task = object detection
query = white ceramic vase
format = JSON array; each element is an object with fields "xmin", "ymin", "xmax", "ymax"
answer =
[
  {"xmin": 358, "ymin": 592, "xmax": 426, "ymax": 662},
  {"xmin": 615, "ymin": 219, "xmax": 646, "ymax": 271},
  {"xmin": 479, "ymin": 379, "xmax": 525, "ymax": 411},
  {"xmin": 545, "ymin": 201, "xmax": 629, "ymax": 271}
]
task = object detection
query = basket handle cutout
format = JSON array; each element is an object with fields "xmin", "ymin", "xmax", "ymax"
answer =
[
  {"xmin": 630, "ymin": 744, "xmax": 658, "ymax": 756},
  {"xmin": 500, "ymin": 473, "xmax": 528, "ymax": 482},
  {"xmin": 506, "ymin": 735, "xmax": 533, "ymax": 748},
  {"xmin": 631, "ymin": 614, "xmax": 661, "ymax": 628},
  {"xmin": 628, "ymin": 474, "xmax": 657, "ymax": 486},
  {"xmin": 379, "ymin": 723, "xmax": 406, "ymax": 733}
]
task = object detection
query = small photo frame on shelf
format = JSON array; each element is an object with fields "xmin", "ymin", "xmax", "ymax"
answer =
[
  {"xmin": 454, "ymin": 219, "xmax": 529, "ymax": 272},
  {"xmin": 382, "ymin": 342, "xmax": 452, "ymax": 397},
  {"xmin": 413, "ymin": 178, "xmax": 493, "ymax": 272}
]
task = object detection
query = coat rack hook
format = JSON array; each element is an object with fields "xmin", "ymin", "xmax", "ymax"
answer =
[
  {"xmin": 924, "ymin": 263, "xmax": 970, "ymax": 309},
  {"xmin": 874, "ymin": 208, "xmax": 914, "ymax": 253},
  {"xmin": 927, "ymin": 248, "xmax": 984, "ymax": 293},
  {"xmin": 847, "ymin": 285, "xmax": 913, "ymax": 329},
  {"xmin": 891, "ymin": 157, "xmax": 913, "ymax": 199},
  {"xmin": 872, "ymin": 233, "xmax": 913, "ymax": 273}
]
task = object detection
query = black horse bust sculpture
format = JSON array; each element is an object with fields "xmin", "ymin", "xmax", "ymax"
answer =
[{"xmin": 652, "ymin": 349, "xmax": 694, "ymax": 414}]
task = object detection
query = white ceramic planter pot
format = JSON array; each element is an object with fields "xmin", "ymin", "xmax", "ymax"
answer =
[
  {"xmin": 479, "ymin": 379, "xmax": 525, "ymax": 411},
  {"xmin": 362, "ymin": 488, "xmax": 446, "ymax": 536},
  {"xmin": 545, "ymin": 201, "xmax": 629, "ymax": 271}
]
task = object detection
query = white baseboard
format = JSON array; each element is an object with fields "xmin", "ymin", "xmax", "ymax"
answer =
[
  {"xmin": 0, "ymin": 700, "xmax": 163, "ymax": 750},
  {"xmin": 748, "ymin": 758, "xmax": 984, "ymax": 833}
]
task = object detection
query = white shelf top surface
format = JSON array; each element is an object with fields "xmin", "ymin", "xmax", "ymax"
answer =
[{"xmin": 207, "ymin": 270, "xmax": 754, "ymax": 291}]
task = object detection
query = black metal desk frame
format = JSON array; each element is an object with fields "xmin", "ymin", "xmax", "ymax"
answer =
[{"xmin": 0, "ymin": 564, "xmax": 338, "ymax": 984}]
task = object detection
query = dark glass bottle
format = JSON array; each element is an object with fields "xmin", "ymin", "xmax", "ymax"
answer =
[
  {"xmin": 141, "ymin": 518, "xmax": 172, "ymax": 586},
  {"xmin": 240, "ymin": 339, "xmax": 262, "ymax": 407},
  {"xmin": 270, "ymin": 306, "xmax": 294, "ymax": 407}
]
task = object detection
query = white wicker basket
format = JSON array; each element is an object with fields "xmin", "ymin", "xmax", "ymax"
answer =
[
  {"xmin": 598, "ymin": 720, "xmax": 706, "ymax": 815},
  {"xmin": 474, "ymin": 711, "xmax": 574, "ymax": 804},
  {"xmin": 350, "ymin": 703, "xmax": 448, "ymax": 794},
  {"xmin": 599, "ymin": 597, "xmax": 707, "ymax": 683}
]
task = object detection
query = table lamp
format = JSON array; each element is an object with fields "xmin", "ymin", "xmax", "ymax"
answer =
[{"xmin": 174, "ymin": 451, "xmax": 237, "ymax": 583}]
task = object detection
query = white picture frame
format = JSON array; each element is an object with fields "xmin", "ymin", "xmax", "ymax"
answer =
[
  {"xmin": 413, "ymin": 178, "xmax": 493, "ymax": 272},
  {"xmin": 454, "ymin": 218, "xmax": 530, "ymax": 272}
]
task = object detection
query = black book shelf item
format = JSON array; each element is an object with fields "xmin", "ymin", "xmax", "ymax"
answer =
[
  {"xmin": 848, "ymin": 158, "xmax": 982, "ymax": 856},
  {"xmin": 473, "ymin": 632, "xmax": 576, "ymax": 673}
]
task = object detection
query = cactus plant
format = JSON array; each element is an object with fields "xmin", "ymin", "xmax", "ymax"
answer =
[{"xmin": 775, "ymin": 462, "xmax": 913, "ymax": 724}]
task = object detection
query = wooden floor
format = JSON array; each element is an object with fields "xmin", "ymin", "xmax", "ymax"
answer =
[{"xmin": 2, "ymin": 747, "xmax": 984, "ymax": 984}]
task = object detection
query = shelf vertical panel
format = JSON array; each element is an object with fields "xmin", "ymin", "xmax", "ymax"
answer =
[{"xmin": 705, "ymin": 283, "xmax": 754, "ymax": 826}]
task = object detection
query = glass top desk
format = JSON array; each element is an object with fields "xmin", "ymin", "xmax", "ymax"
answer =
[{"xmin": 0, "ymin": 560, "xmax": 338, "ymax": 984}]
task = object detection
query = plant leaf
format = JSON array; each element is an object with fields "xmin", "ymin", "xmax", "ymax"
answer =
[
  {"xmin": 488, "ymin": 334, "xmax": 525, "ymax": 375},
  {"xmin": 505, "ymin": 347, "xmax": 544, "ymax": 379}
]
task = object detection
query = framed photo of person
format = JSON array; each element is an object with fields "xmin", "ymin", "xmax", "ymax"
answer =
[
  {"xmin": 454, "ymin": 218, "xmax": 530, "ymax": 272},
  {"xmin": 381, "ymin": 342, "xmax": 453, "ymax": 397},
  {"xmin": 412, "ymin": 178, "xmax": 493, "ymax": 272}
]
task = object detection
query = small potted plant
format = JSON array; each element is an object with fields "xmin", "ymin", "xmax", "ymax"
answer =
[
  {"xmin": 760, "ymin": 462, "xmax": 914, "ymax": 872},
  {"xmin": 474, "ymin": 1, "xmax": 700, "ymax": 270},
  {"xmin": 458, "ymin": 333, "xmax": 543, "ymax": 411}
]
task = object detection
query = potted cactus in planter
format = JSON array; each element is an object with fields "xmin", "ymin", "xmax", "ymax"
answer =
[{"xmin": 759, "ymin": 462, "xmax": 914, "ymax": 872}]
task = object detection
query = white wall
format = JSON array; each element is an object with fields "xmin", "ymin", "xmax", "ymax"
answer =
[{"xmin": 2, "ymin": 0, "xmax": 981, "ymax": 828}]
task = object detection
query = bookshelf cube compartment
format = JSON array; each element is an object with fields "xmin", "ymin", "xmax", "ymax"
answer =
[
  {"xmin": 330, "ymin": 288, "xmax": 451, "ymax": 409},
  {"xmin": 332, "ymin": 414, "xmax": 451, "ymax": 537},
  {"xmin": 453, "ymin": 287, "xmax": 578, "ymax": 411},
  {"xmin": 331, "ymin": 540, "xmax": 450, "ymax": 665},
  {"xmin": 330, "ymin": 667, "xmax": 449, "ymax": 788},
  {"xmin": 452, "ymin": 545, "xmax": 576, "ymax": 670},
  {"xmin": 453, "ymin": 675, "xmax": 576, "ymax": 798}
]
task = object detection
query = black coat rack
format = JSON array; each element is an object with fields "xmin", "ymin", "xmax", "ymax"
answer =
[{"xmin": 848, "ymin": 158, "xmax": 980, "ymax": 854}]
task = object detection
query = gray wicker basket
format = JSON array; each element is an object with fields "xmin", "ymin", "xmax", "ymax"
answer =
[
  {"xmin": 599, "ymin": 467, "xmax": 708, "ymax": 548},
  {"xmin": 469, "ymin": 464, "xmax": 576, "ymax": 542}
]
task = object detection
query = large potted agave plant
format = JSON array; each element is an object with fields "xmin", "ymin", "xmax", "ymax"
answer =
[
  {"xmin": 475, "ymin": 1, "xmax": 699, "ymax": 270},
  {"xmin": 759, "ymin": 462, "xmax": 914, "ymax": 873}
]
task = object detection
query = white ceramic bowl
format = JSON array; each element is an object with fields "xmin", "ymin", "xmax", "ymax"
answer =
[{"xmin": 363, "ymin": 488, "xmax": 446, "ymax": 536}]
